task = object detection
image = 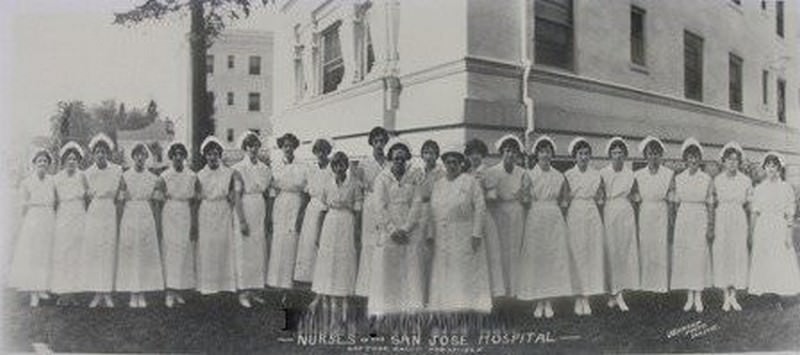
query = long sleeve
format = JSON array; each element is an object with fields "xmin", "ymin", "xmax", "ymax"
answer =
[
  {"xmin": 471, "ymin": 177, "xmax": 486, "ymax": 239},
  {"xmin": 784, "ymin": 183, "xmax": 796, "ymax": 219}
]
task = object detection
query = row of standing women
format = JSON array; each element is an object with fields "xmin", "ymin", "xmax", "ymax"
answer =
[{"xmin": 8, "ymin": 128, "xmax": 800, "ymax": 322}]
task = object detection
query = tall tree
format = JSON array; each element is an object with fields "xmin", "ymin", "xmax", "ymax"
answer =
[{"xmin": 114, "ymin": 0, "xmax": 273, "ymax": 169}]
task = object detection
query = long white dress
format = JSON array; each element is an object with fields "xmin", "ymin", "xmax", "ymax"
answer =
[
  {"xmin": 355, "ymin": 157, "xmax": 386, "ymax": 296},
  {"xmin": 428, "ymin": 174, "xmax": 492, "ymax": 313},
  {"xmin": 517, "ymin": 165, "xmax": 573, "ymax": 300},
  {"xmin": 671, "ymin": 169, "xmax": 712, "ymax": 291},
  {"xmin": 748, "ymin": 179, "xmax": 800, "ymax": 295},
  {"xmin": 634, "ymin": 166, "xmax": 673, "ymax": 292},
  {"xmin": 600, "ymin": 165, "xmax": 640, "ymax": 293},
  {"xmin": 565, "ymin": 166, "xmax": 605, "ymax": 296},
  {"xmin": 50, "ymin": 171, "xmax": 86, "ymax": 293},
  {"xmin": 470, "ymin": 164, "xmax": 506, "ymax": 297},
  {"xmin": 418, "ymin": 164, "xmax": 445, "ymax": 301},
  {"xmin": 266, "ymin": 159, "xmax": 307, "ymax": 289},
  {"xmin": 116, "ymin": 169, "xmax": 164, "ymax": 292},
  {"xmin": 311, "ymin": 174, "xmax": 362, "ymax": 296},
  {"xmin": 80, "ymin": 164, "xmax": 122, "ymax": 292},
  {"xmin": 160, "ymin": 167, "xmax": 197, "ymax": 290},
  {"xmin": 485, "ymin": 163, "xmax": 527, "ymax": 295},
  {"xmin": 368, "ymin": 168, "xmax": 426, "ymax": 315},
  {"xmin": 232, "ymin": 158, "xmax": 271, "ymax": 289},
  {"xmin": 8, "ymin": 173, "xmax": 56, "ymax": 291},
  {"xmin": 295, "ymin": 164, "xmax": 331, "ymax": 283},
  {"xmin": 196, "ymin": 165, "xmax": 236, "ymax": 294},
  {"xmin": 712, "ymin": 172, "xmax": 752, "ymax": 289}
]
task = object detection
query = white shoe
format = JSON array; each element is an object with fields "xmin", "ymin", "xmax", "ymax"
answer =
[
  {"xmin": 682, "ymin": 299, "xmax": 693, "ymax": 312},
  {"xmin": 616, "ymin": 294, "xmax": 629, "ymax": 312},
  {"xmin": 89, "ymin": 295, "xmax": 102, "ymax": 308},
  {"xmin": 39, "ymin": 292, "xmax": 51, "ymax": 300},
  {"xmin": 544, "ymin": 302, "xmax": 554, "ymax": 318},
  {"xmin": 30, "ymin": 294, "xmax": 40, "ymax": 307},
  {"xmin": 533, "ymin": 303, "xmax": 544, "ymax": 318},
  {"xmin": 722, "ymin": 298, "xmax": 731, "ymax": 312},
  {"xmin": 138, "ymin": 295, "xmax": 147, "ymax": 308},
  {"xmin": 129, "ymin": 297, "xmax": 137, "ymax": 308},
  {"xmin": 104, "ymin": 295, "xmax": 114, "ymax": 308},
  {"xmin": 574, "ymin": 300, "xmax": 583, "ymax": 315},
  {"xmin": 730, "ymin": 297, "xmax": 742, "ymax": 311},
  {"xmin": 239, "ymin": 294, "xmax": 252, "ymax": 308},
  {"xmin": 695, "ymin": 299, "xmax": 704, "ymax": 313},
  {"xmin": 583, "ymin": 299, "xmax": 592, "ymax": 315},
  {"xmin": 166, "ymin": 295, "xmax": 175, "ymax": 308},
  {"xmin": 607, "ymin": 297, "xmax": 617, "ymax": 309}
]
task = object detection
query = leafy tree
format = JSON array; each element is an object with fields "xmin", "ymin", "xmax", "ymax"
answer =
[{"xmin": 114, "ymin": 0, "xmax": 273, "ymax": 169}]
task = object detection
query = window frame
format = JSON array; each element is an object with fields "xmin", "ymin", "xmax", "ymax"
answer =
[
  {"xmin": 227, "ymin": 55, "xmax": 235, "ymax": 69},
  {"xmin": 248, "ymin": 92, "xmax": 261, "ymax": 112},
  {"xmin": 777, "ymin": 0, "xmax": 785, "ymax": 38},
  {"xmin": 729, "ymin": 53, "xmax": 743, "ymax": 112},
  {"xmin": 534, "ymin": 0, "xmax": 575, "ymax": 71},
  {"xmin": 227, "ymin": 92, "xmax": 235, "ymax": 106},
  {"xmin": 777, "ymin": 78, "xmax": 786, "ymax": 123},
  {"xmin": 249, "ymin": 55, "xmax": 262, "ymax": 75},
  {"xmin": 320, "ymin": 21, "xmax": 344, "ymax": 94},
  {"xmin": 683, "ymin": 30, "xmax": 704, "ymax": 102},
  {"xmin": 630, "ymin": 6, "xmax": 646, "ymax": 66},
  {"xmin": 206, "ymin": 55, "xmax": 214, "ymax": 74}
]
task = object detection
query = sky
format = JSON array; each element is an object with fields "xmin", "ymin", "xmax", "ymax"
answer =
[{"xmin": 0, "ymin": 0, "xmax": 276, "ymax": 168}]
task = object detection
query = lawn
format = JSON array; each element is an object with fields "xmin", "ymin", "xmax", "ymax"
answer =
[{"xmin": 3, "ymin": 289, "xmax": 799, "ymax": 354}]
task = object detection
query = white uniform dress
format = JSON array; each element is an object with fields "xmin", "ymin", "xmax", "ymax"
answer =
[
  {"xmin": 160, "ymin": 167, "xmax": 197, "ymax": 290},
  {"xmin": 428, "ymin": 174, "xmax": 492, "ymax": 313},
  {"xmin": 671, "ymin": 170, "xmax": 712, "ymax": 291},
  {"xmin": 355, "ymin": 157, "xmax": 386, "ymax": 296},
  {"xmin": 517, "ymin": 165, "xmax": 572, "ymax": 300},
  {"xmin": 565, "ymin": 166, "xmax": 605, "ymax": 296},
  {"xmin": 600, "ymin": 165, "xmax": 640, "ymax": 293},
  {"xmin": 266, "ymin": 159, "xmax": 307, "ymax": 289},
  {"xmin": 712, "ymin": 172, "xmax": 752, "ymax": 289},
  {"xmin": 470, "ymin": 164, "xmax": 506, "ymax": 297},
  {"xmin": 80, "ymin": 164, "xmax": 122, "ymax": 292},
  {"xmin": 634, "ymin": 166, "xmax": 673, "ymax": 292},
  {"xmin": 418, "ymin": 165, "xmax": 446, "ymax": 300},
  {"xmin": 116, "ymin": 169, "xmax": 164, "ymax": 292},
  {"xmin": 9, "ymin": 173, "xmax": 56, "ymax": 291},
  {"xmin": 748, "ymin": 179, "xmax": 800, "ymax": 295},
  {"xmin": 295, "ymin": 164, "xmax": 331, "ymax": 282},
  {"xmin": 196, "ymin": 165, "xmax": 236, "ymax": 294},
  {"xmin": 368, "ymin": 168, "xmax": 425, "ymax": 315},
  {"xmin": 311, "ymin": 174, "xmax": 362, "ymax": 296},
  {"xmin": 50, "ymin": 171, "xmax": 87, "ymax": 293},
  {"xmin": 485, "ymin": 163, "xmax": 527, "ymax": 295},
  {"xmin": 232, "ymin": 158, "xmax": 271, "ymax": 289}
]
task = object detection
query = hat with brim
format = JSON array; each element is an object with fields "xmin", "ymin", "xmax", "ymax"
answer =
[
  {"xmin": 762, "ymin": 151, "xmax": 786, "ymax": 167},
  {"xmin": 680, "ymin": 137, "xmax": 704, "ymax": 158},
  {"xmin": 88, "ymin": 132, "xmax": 115, "ymax": 152},
  {"xmin": 201, "ymin": 136, "xmax": 225, "ymax": 154},
  {"xmin": 605, "ymin": 136, "xmax": 629, "ymax": 156},
  {"xmin": 531, "ymin": 135, "xmax": 557, "ymax": 154},
  {"xmin": 494, "ymin": 133, "xmax": 524, "ymax": 152},
  {"xmin": 638, "ymin": 136, "xmax": 665, "ymax": 156},
  {"xmin": 568, "ymin": 136, "xmax": 590, "ymax": 156},
  {"xmin": 719, "ymin": 141, "xmax": 745, "ymax": 161},
  {"xmin": 59, "ymin": 141, "xmax": 84, "ymax": 160}
]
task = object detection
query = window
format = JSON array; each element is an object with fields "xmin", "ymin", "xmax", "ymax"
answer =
[
  {"xmin": 630, "ymin": 6, "xmax": 646, "ymax": 66},
  {"xmin": 762, "ymin": 70, "xmax": 769, "ymax": 105},
  {"xmin": 227, "ymin": 129, "xmax": 234, "ymax": 142},
  {"xmin": 321, "ymin": 22, "xmax": 344, "ymax": 94},
  {"xmin": 207, "ymin": 91, "xmax": 215, "ymax": 114},
  {"xmin": 355, "ymin": 4, "xmax": 375, "ymax": 81},
  {"xmin": 777, "ymin": 1, "xmax": 784, "ymax": 37},
  {"xmin": 227, "ymin": 92, "xmax": 234, "ymax": 106},
  {"xmin": 248, "ymin": 92, "xmax": 261, "ymax": 112},
  {"xmin": 206, "ymin": 55, "xmax": 214, "ymax": 74},
  {"xmin": 729, "ymin": 54, "xmax": 743, "ymax": 112},
  {"xmin": 534, "ymin": 0, "xmax": 574, "ymax": 70},
  {"xmin": 778, "ymin": 79, "xmax": 786, "ymax": 123},
  {"xmin": 227, "ymin": 55, "xmax": 234, "ymax": 69},
  {"xmin": 761, "ymin": 0, "xmax": 767, "ymax": 10},
  {"xmin": 684, "ymin": 31, "xmax": 704, "ymax": 101},
  {"xmin": 249, "ymin": 56, "xmax": 261, "ymax": 75},
  {"xmin": 731, "ymin": 0, "xmax": 741, "ymax": 5}
]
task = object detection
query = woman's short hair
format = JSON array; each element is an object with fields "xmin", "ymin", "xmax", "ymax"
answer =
[{"xmin": 464, "ymin": 139, "xmax": 489, "ymax": 157}]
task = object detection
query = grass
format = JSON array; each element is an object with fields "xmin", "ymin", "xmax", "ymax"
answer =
[{"xmin": 2, "ymin": 288, "xmax": 799, "ymax": 354}]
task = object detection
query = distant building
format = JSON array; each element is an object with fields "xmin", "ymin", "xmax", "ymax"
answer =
[
  {"xmin": 198, "ymin": 30, "xmax": 274, "ymax": 151},
  {"xmin": 271, "ymin": 0, "xmax": 800, "ymax": 167}
]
